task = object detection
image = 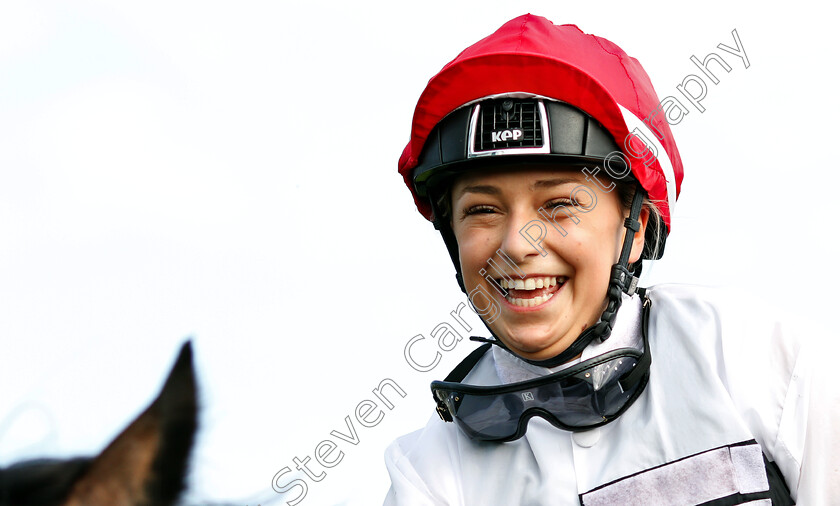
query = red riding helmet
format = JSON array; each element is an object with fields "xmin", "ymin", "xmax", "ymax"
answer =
[{"xmin": 398, "ymin": 14, "xmax": 683, "ymax": 259}]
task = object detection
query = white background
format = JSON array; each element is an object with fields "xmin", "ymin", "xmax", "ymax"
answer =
[{"xmin": 0, "ymin": 2, "xmax": 836, "ymax": 505}]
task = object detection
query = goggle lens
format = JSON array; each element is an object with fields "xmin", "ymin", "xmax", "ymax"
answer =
[{"xmin": 435, "ymin": 354, "xmax": 646, "ymax": 441}]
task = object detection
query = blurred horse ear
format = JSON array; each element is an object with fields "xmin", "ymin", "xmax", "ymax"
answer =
[
  {"xmin": 0, "ymin": 457, "xmax": 92, "ymax": 506},
  {"xmin": 62, "ymin": 341, "xmax": 198, "ymax": 506}
]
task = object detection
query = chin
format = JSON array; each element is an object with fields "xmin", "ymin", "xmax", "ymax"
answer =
[{"xmin": 501, "ymin": 332, "xmax": 566, "ymax": 359}]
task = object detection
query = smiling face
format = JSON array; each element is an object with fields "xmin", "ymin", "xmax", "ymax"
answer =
[{"xmin": 450, "ymin": 166, "xmax": 648, "ymax": 361}]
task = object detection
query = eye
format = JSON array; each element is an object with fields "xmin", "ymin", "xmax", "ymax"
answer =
[
  {"xmin": 544, "ymin": 198, "xmax": 573, "ymax": 210},
  {"xmin": 462, "ymin": 204, "xmax": 497, "ymax": 217}
]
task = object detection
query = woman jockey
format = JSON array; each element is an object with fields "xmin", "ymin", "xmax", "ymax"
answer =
[{"xmin": 384, "ymin": 14, "xmax": 833, "ymax": 505}]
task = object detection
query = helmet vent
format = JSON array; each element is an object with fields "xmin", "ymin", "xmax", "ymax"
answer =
[{"xmin": 476, "ymin": 99, "xmax": 544, "ymax": 151}]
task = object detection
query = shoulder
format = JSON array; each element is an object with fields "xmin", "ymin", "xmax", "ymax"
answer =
[
  {"xmin": 643, "ymin": 283, "xmax": 801, "ymax": 404},
  {"xmin": 385, "ymin": 415, "xmax": 456, "ymax": 465},
  {"xmin": 644, "ymin": 283, "xmax": 798, "ymax": 356},
  {"xmin": 645, "ymin": 282, "xmax": 735, "ymax": 316},
  {"xmin": 384, "ymin": 415, "xmax": 464, "ymax": 504},
  {"xmin": 645, "ymin": 283, "xmax": 811, "ymax": 495}
]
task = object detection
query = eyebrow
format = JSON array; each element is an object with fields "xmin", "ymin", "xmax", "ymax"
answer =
[
  {"xmin": 455, "ymin": 184, "xmax": 501, "ymax": 198},
  {"xmin": 531, "ymin": 177, "xmax": 580, "ymax": 190},
  {"xmin": 455, "ymin": 177, "xmax": 581, "ymax": 199}
]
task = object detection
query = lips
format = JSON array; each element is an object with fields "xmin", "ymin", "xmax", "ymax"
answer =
[{"xmin": 494, "ymin": 275, "xmax": 567, "ymax": 308}]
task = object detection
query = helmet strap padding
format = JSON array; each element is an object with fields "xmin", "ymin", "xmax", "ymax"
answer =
[{"xmin": 429, "ymin": 191, "xmax": 467, "ymax": 294}]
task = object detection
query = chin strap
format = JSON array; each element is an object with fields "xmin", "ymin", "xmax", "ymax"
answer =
[{"xmin": 470, "ymin": 186, "xmax": 647, "ymax": 367}]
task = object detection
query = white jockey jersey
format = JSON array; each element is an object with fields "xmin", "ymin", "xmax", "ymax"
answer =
[{"xmin": 384, "ymin": 284, "xmax": 837, "ymax": 505}]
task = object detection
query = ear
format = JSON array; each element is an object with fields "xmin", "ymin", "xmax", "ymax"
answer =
[
  {"xmin": 628, "ymin": 206, "xmax": 650, "ymax": 265},
  {"xmin": 62, "ymin": 342, "xmax": 197, "ymax": 506},
  {"xmin": 0, "ymin": 457, "xmax": 92, "ymax": 506}
]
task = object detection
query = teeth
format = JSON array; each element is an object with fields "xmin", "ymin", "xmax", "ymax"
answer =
[
  {"xmin": 498, "ymin": 276, "xmax": 559, "ymax": 290},
  {"xmin": 508, "ymin": 292, "xmax": 554, "ymax": 307},
  {"xmin": 495, "ymin": 276, "xmax": 569, "ymax": 295}
]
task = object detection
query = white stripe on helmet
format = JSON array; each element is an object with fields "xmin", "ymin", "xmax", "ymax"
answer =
[{"xmin": 617, "ymin": 105, "xmax": 677, "ymax": 218}]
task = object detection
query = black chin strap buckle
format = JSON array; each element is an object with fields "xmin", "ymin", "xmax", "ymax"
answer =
[
  {"xmin": 595, "ymin": 264, "xmax": 640, "ymax": 343},
  {"xmin": 611, "ymin": 264, "xmax": 640, "ymax": 296}
]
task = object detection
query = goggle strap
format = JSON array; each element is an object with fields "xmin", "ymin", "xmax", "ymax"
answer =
[
  {"xmin": 447, "ymin": 295, "xmax": 651, "ymax": 388},
  {"xmin": 618, "ymin": 295, "xmax": 652, "ymax": 391},
  {"xmin": 444, "ymin": 343, "xmax": 493, "ymax": 383},
  {"xmin": 432, "ymin": 295, "xmax": 653, "ymax": 434},
  {"xmin": 433, "ymin": 342, "xmax": 493, "ymax": 422}
]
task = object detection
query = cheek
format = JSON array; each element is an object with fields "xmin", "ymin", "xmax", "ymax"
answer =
[
  {"xmin": 562, "ymin": 225, "xmax": 621, "ymax": 273},
  {"xmin": 455, "ymin": 231, "xmax": 494, "ymax": 279},
  {"xmin": 456, "ymin": 226, "xmax": 497, "ymax": 257}
]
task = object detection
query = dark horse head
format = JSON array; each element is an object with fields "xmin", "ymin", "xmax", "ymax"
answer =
[{"xmin": 0, "ymin": 341, "xmax": 198, "ymax": 506}]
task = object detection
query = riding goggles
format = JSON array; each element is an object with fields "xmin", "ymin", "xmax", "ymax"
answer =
[{"xmin": 431, "ymin": 297, "xmax": 652, "ymax": 442}]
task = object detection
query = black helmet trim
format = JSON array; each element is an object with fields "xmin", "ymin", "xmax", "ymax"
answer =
[
  {"xmin": 413, "ymin": 95, "xmax": 666, "ymax": 262},
  {"xmin": 411, "ymin": 95, "xmax": 632, "ymax": 201}
]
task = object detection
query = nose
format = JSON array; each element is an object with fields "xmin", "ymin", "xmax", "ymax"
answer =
[{"xmin": 500, "ymin": 210, "xmax": 547, "ymax": 263}]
